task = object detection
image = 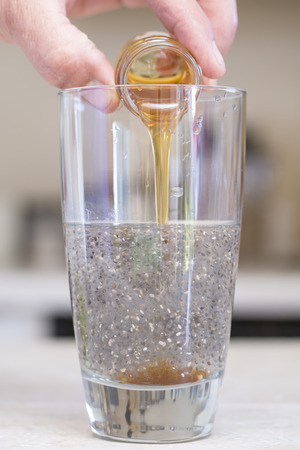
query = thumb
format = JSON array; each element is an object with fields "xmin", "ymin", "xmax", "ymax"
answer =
[{"xmin": 4, "ymin": 1, "xmax": 115, "ymax": 89}]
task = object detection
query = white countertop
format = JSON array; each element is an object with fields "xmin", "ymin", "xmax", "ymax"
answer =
[{"xmin": 1, "ymin": 339, "xmax": 300, "ymax": 449}]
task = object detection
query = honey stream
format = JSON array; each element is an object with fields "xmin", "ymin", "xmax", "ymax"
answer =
[
  {"xmin": 126, "ymin": 52, "xmax": 194, "ymax": 225},
  {"xmin": 133, "ymin": 96, "xmax": 180, "ymax": 225},
  {"xmin": 115, "ymin": 49, "xmax": 203, "ymax": 384}
]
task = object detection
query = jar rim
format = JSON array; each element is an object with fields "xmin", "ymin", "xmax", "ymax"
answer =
[{"xmin": 115, "ymin": 34, "xmax": 202, "ymax": 87}]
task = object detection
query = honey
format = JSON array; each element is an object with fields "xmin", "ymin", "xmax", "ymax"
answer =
[
  {"xmin": 114, "ymin": 34, "xmax": 205, "ymax": 387},
  {"xmin": 115, "ymin": 32, "xmax": 201, "ymax": 224},
  {"xmin": 117, "ymin": 359, "xmax": 208, "ymax": 386}
]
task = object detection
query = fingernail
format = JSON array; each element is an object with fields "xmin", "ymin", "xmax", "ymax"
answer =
[
  {"xmin": 82, "ymin": 85, "xmax": 120, "ymax": 113},
  {"xmin": 212, "ymin": 40, "xmax": 226, "ymax": 69},
  {"xmin": 86, "ymin": 78, "xmax": 116, "ymax": 87}
]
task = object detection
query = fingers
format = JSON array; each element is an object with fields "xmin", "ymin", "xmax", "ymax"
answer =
[
  {"xmin": 1, "ymin": 0, "xmax": 115, "ymax": 89},
  {"xmin": 1, "ymin": 0, "xmax": 237, "ymax": 91},
  {"xmin": 145, "ymin": 0, "xmax": 237, "ymax": 80},
  {"xmin": 199, "ymin": 0, "xmax": 238, "ymax": 55},
  {"xmin": 67, "ymin": 0, "xmax": 146, "ymax": 17},
  {"xmin": 38, "ymin": 20, "xmax": 115, "ymax": 88},
  {"xmin": 82, "ymin": 84, "xmax": 120, "ymax": 113}
]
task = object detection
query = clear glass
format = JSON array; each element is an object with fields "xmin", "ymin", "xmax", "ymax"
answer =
[{"xmin": 60, "ymin": 84, "xmax": 246, "ymax": 443}]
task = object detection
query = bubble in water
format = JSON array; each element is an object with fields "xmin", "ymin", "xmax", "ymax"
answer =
[
  {"xmin": 112, "ymin": 122, "xmax": 121, "ymax": 144},
  {"xmin": 223, "ymin": 111, "xmax": 227, "ymax": 118},
  {"xmin": 215, "ymin": 95, "xmax": 221, "ymax": 103},
  {"xmin": 171, "ymin": 186, "xmax": 183, "ymax": 198},
  {"xmin": 232, "ymin": 105, "xmax": 237, "ymax": 111},
  {"xmin": 113, "ymin": 122, "xmax": 121, "ymax": 131},
  {"xmin": 193, "ymin": 116, "xmax": 203, "ymax": 135}
]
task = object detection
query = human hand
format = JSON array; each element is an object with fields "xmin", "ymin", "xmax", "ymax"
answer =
[
  {"xmin": 145, "ymin": 0, "xmax": 238, "ymax": 84},
  {"xmin": 0, "ymin": 0, "xmax": 237, "ymax": 88}
]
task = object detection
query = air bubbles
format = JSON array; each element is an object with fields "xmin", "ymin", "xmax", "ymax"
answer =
[
  {"xmin": 193, "ymin": 115, "xmax": 203, "ymax": 135},
  {"xmin": 232, "ymin": 104, "xmax": 237, "ymax": 111},
  {"xmin": 215, "ymin": 95, "xmax": 221, "ymax": 103},
  {"xmin": 112, "ymin": 121, "xmax": 121, "ymax": 144},
  {"xmin": 112, "ymin": 122, "xmax": 121, "ymax": 131},
  {"xmin": 222, "ymin": 111, "xmax": 227, "ymax": 119},
  {"xmin": 171, "ymin": 186, "xmax": 183, "ymax": 198}
]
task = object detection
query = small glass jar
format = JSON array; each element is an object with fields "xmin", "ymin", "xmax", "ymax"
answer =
[{"xmin": 115, "ymin": 31, "xmax": 202, "ymax": 115}]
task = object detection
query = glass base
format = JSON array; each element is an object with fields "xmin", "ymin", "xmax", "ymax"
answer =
[{"xmin": 82, "ymin": 372, "xmax": 222, "ymax": 443}]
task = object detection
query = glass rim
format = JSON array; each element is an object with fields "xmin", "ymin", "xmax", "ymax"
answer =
[{"xmin": 58, "ymin": 84, "xmax": 246, "ymax": 97}]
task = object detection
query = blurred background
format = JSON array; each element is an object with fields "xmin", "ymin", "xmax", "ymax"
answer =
[{"xmin": 0, "ymin": 0, "xmax": 299, "ymax": 339}]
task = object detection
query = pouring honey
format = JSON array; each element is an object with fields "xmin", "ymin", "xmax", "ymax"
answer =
[{"xmin": 115, "ymin": 32, "xmax": 202, "ymax": 224}]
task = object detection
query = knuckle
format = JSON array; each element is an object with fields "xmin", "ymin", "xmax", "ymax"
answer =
[
  {"xmin": 42, "ymin": 43, "xmax": 91, "ymax": 89},
  {"xmin": 45, "ymin": 48, "xmax": 79, "ymax": 88}
]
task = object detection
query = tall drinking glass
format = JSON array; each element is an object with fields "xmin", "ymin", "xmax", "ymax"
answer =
[{"xmin": 60, "ymin": 85, "xmax": 246, "ymax": 443}]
